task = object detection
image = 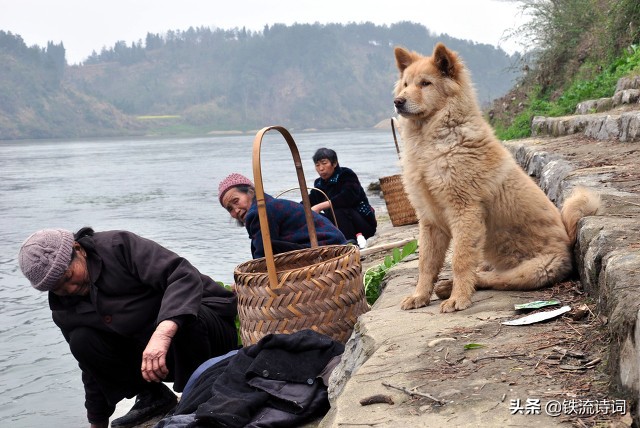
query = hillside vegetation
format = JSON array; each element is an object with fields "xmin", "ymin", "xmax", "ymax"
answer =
[
  {"xmin": 0, "ymin": 23, "xmax": 518, "ymax": 140},
  {"xmin": 0, "ymin": 31, "xmax": 143, "ymax": 140},
  {"xmin": 490, "ymin": 0, "xmax": 640, "ymax": 139}
]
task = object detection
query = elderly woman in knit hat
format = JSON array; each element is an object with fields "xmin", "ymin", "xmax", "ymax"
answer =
[
  {"xmin": 18, "ymin": 227, "xmax": 238, "ymax": 428},
  {"xmin": 218, "ymin": 173, "xmax": 347, "ymax": 258}
]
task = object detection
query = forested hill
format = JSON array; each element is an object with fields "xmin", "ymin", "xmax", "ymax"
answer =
[{"xmin": 0, "ymin": 22, "xmax": 521, "ymax": 140}]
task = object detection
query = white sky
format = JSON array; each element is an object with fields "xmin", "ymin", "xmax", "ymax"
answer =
[{"xmin": 1, "ymin": 0, "xmax": 529, "ymax": 65}]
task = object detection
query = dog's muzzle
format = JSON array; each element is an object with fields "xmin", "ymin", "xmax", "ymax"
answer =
[{"xmin": 394, "ymin": 96, "xmax": 409, "ymax": 115}]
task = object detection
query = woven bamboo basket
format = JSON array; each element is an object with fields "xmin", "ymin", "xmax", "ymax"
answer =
[
  {"xmin": 234, "ymin": 125, "xmax": 369, "ymax": 345},
  {"xmin": 379, "ymin": 118, "xmax": 419, "ymax": 227},
  {"xmin": 379, "ymin": 174, "xmax": 418, "ymax": 227}
]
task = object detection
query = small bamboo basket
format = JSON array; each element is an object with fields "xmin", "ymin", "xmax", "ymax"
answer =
[
  {"xmin": 379, "ymin": 118, "xmax": 419, "ymax": 227},
  {"xmin": 233, "ymin": 126, "xmax": 369, "ymax": 345}
]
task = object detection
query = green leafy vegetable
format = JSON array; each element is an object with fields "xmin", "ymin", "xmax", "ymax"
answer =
[{"xmin": 363, "ymin": 240, "xmax": 418, "ymax": 305}]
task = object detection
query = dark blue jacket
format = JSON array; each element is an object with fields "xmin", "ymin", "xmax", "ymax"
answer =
[{"xmin": 244, "ymin": 194, "xmax": 346, "ymax": 259}]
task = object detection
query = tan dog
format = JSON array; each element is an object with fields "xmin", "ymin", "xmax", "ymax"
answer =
[{"xmin": 393, "ymin": 43, "xmax": 600, "ymax": 313}]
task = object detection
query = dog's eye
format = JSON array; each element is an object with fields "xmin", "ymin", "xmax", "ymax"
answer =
[
  {"xmin": 420, "ymin": 80, "xmax": 431, "ymax": 87},
  {"xmin": 404, "ymin": 82, "xmax": 408, "ymax": 88}
]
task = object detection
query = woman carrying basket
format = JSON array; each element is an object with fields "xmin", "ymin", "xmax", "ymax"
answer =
[{"xmin": 218, "ymin": 173, "xmax": 347, "ymax": 259}]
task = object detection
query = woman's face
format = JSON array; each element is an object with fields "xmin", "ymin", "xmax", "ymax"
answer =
[
  {"xmin": 315, "ymin": 158, "xmax": 336, "ymax": 180},
  {"xmin": 52, "ymin": 243, "xmax": 91, "ymax": 296},
  {"xmin": 222, "ymin": 187, "xmax": 254, "ymax": 225}
]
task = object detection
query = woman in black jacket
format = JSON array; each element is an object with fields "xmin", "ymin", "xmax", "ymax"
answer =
[
  {"xmin": 309, "ymin": 148, "xmax": 377, "ymax": 243},
  {"xmin": 18, "ymin": 227, "xmax": 238, "ymax": 428}
]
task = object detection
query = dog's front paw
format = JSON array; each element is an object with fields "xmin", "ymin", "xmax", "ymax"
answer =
[
  {"xmin": 400, "ymin": 294, "xmax": 431, "ymax": 310},
  {"xmin": 439, "ymin": 296, "xmax": 472, "ymax": 313}
]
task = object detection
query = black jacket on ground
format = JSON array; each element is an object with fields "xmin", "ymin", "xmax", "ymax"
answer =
[{"xmin": 171, "ymin": 329, "xmax": 344, "ymax": 427}]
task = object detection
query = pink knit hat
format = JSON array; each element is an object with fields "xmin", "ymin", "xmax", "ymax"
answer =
[
  {"xmin": 19, "ymin": 229, "xmax": 74, "ymax": 291},
  {"xmin": 218, "ymin": 173, "xmax": 254, "ymax": 206}
]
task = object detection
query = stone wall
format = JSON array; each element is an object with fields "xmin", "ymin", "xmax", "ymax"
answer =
[{"xmin": 505, "ymin": 138, "xmax": 640, "ymax": 422}]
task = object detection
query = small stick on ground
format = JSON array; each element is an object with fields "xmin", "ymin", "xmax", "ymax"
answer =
[
  {"xmin": 534, "ymin": 354, "xmax": 546, "ymax": 370},
  {"xmin": 490, "ymin": 323, "xmax": 503, "ymax": 339},
  {"xmin": 472, "ymin": 353, "xmax": 526, "ymax": 363},
  {"xmin": 532, "ymin": 341, "xmax": 566, "ymax": 352},
  {"xmin": 382, "ymin": 382, "xmax": 445, "ymax": 405},
  {"xmin": 444, "ymin": 347, "xmax": 454, "ymax": 365},
  {"xmin": 563, "ymin": 319, "xmax": 583, "ymax": 337}
]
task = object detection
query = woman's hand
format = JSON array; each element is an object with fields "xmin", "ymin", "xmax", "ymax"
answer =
[
  {"xmin": 141, "ymin": 320, "xmax": 178, "ymax": 382},
  {"xmin": 311, "ymin": 201, "xmax": 330, "ymax": 213}
]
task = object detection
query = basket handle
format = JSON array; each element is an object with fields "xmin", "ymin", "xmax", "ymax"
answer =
[
  {"xmin": 390, "ymin": 117, "xmax": 401, "ymax": 160},
  {"xmin": 252, "ymin": 126, "xmax": 318, "ymax": 289},
  {"xmin": 275, "ymin": 187, "xmax": 339, "ymax": 228}
]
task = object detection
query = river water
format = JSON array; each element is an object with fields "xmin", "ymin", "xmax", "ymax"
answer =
[{"xmin": 0, "ymin": 129, "xmax": 401, "ymax": 427}]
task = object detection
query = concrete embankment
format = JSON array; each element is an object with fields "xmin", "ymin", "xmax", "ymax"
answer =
[{"xmin": 322, "ymin": 84, "xmax": 640, "ymax": 426}]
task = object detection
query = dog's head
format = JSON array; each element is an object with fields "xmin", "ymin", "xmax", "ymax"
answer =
[{"xmin": 393, "ymin": 43, "xmax": 470, "ymax": 120}]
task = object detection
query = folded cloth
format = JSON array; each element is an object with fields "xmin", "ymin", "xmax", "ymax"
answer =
[{"xmin": 169, "ymin": 329, "xmax": 344, "ymax": 428}]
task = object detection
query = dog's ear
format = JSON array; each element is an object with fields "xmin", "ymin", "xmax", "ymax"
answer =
[
  {"xmin": 433, "ymin": 43, "xmax": 461, "ymax": 80},
  {"xmin": 394, "ymin": 47, "xmax": 419, "ymax": 73}
]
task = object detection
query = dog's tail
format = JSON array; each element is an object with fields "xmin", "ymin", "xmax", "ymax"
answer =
[{"xmin": 561, "ymin": 186, "xmax": 601, "ymax": 244}]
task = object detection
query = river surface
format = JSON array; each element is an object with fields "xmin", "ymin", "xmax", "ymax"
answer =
[{"xmin": 0, "ymin": 129, "xmax": 401, "ymax": 427}]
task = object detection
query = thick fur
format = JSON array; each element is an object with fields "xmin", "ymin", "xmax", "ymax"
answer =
[{"xmin": 393, "ymin": 43, "xmax": 600, "ymax": 313}]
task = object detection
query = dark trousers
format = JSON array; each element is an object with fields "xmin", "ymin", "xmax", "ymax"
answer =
[
  {"xmin": 324, "ymin": 208, "xmax": 377, "ymax": 241},
  {"xmin": 67, "ymin": 306, "xmax": 237, "ymax": 407}
]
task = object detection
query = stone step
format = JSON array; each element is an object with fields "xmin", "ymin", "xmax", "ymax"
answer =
[
  {"xmin": 616, "ymin": 75, "xmax": 640, "ymax": 92},
  {"xmin": 575, "ymin": 76, "xmax": 640, "ymax": 115},
  {"xmin": 531, "ymin": 110, "xmax": 640, "ymax": 142},
  {"xmin": 575, "ymin": 89, "xmax": 640, "ymax": 115},
  {"xmin": 532, "ymin": 76, "xmax": 640, "ymax": 142}
]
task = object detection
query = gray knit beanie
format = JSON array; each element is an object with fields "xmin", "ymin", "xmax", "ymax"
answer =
[{"xmin": 18, "ymin": 229, "xmax": 74, "ymax": 291}]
